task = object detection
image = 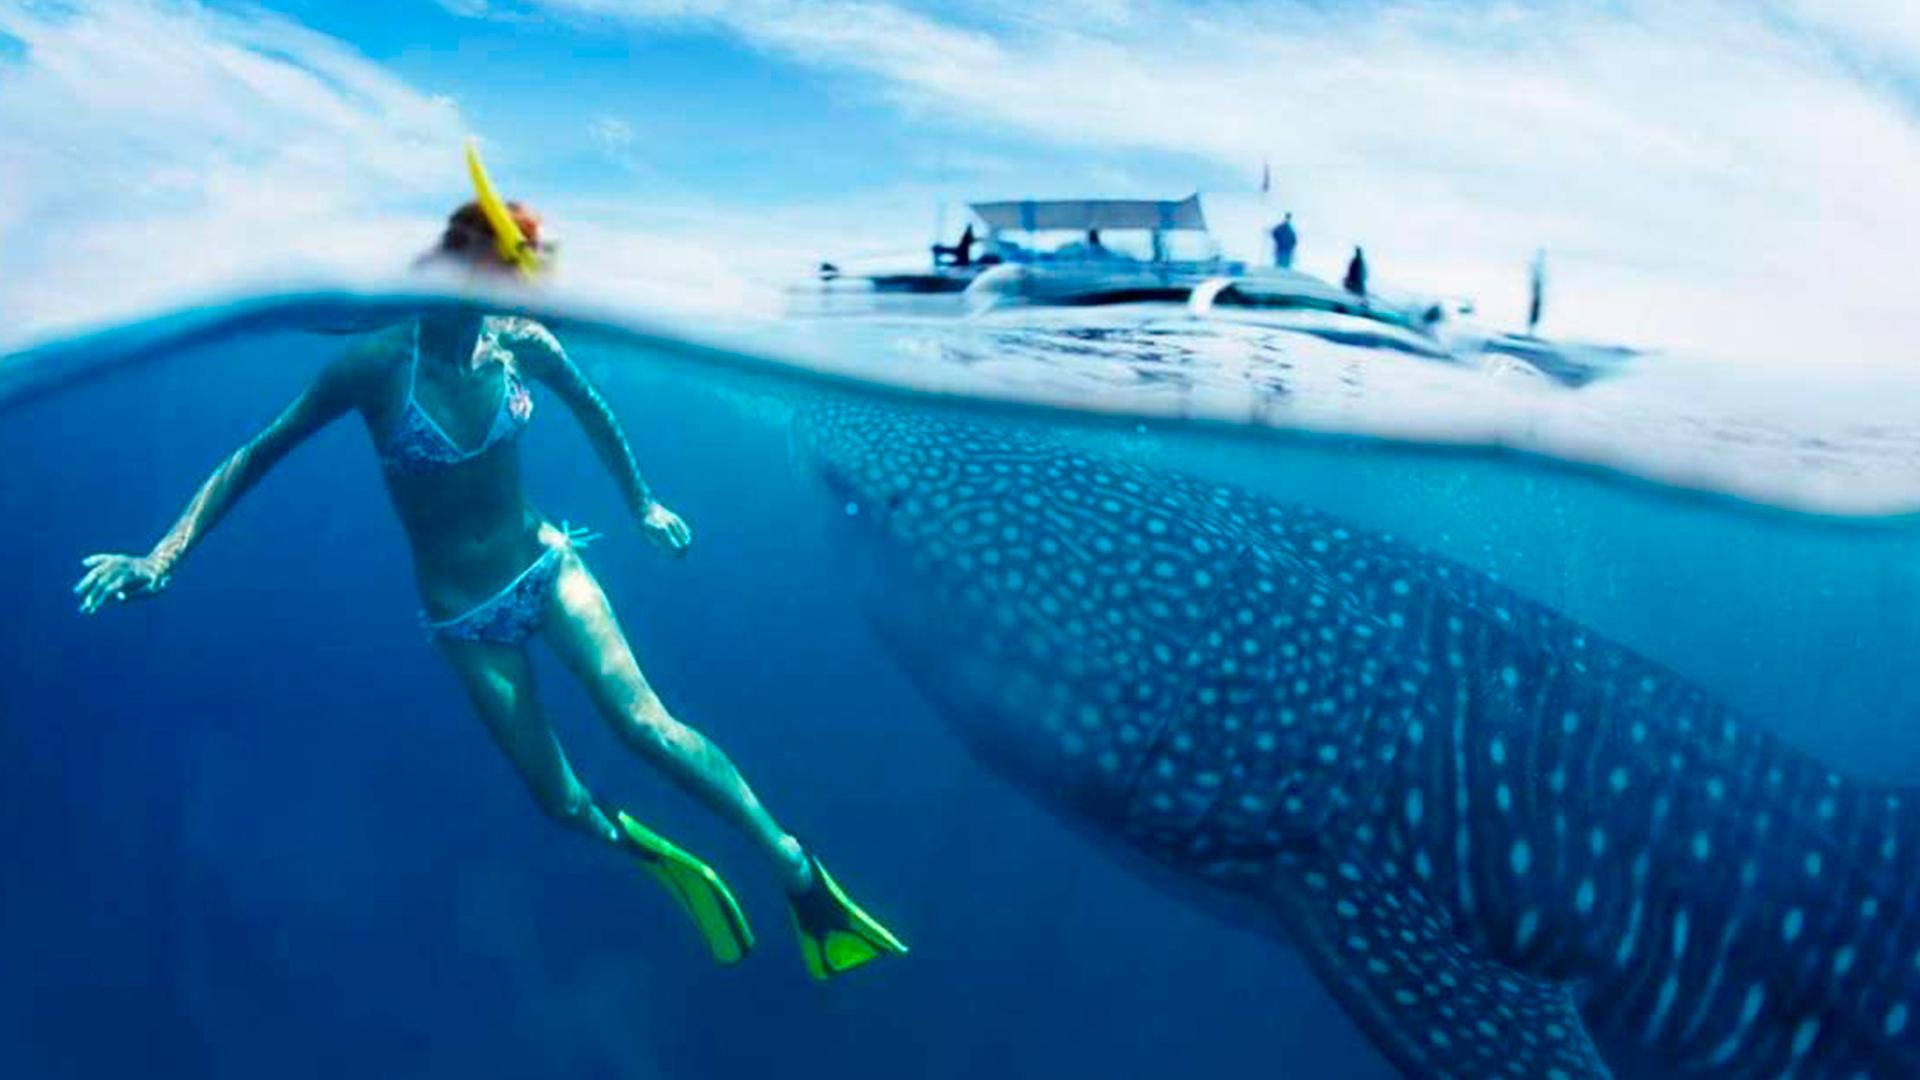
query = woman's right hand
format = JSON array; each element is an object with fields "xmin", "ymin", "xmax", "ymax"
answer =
[{"xmin": 74, "ymin": 553, "xmax": 170, "ymax": 615}]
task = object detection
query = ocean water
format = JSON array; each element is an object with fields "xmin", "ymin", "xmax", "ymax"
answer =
[{"xmin": 4, "ymin": 293, "xmax": 1919, "ymax": 1079}]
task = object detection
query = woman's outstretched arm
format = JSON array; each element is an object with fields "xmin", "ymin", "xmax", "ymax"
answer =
[
  {"xmin": 516, "ymin": 322, "xmax": 692, "ymax": 554},
  {"xmin": 75, "ymin": 344, "xmax": 379, "ymax": 613}
]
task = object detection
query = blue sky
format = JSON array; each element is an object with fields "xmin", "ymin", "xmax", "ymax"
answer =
[
  {"xmin": 246, "ymin": 0, "xmax": 1250, "ymax": 208},
  {"xmin": 275, "ymin": 0, "xmax": 1010, "ymax": 200},
  {"xmin": 2, "ymin": 0, "xmax": 1918, "ymax": 367}
]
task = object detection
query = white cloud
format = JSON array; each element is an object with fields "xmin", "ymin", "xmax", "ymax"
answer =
[
  {"xmin": 500, "ymin": 0, "xmax": 1920, "ymax": 370},
  {"xmin": 537, "ymin": 182, "xmax": 966, "ymax": 317},
  {"xmin": 0, "ymin": 0, "xmax": 919, "ymax": 347},
  {"xmin": 588, "ymin": 115, "xmax": 635, "ymax": 151},
  {"xmin": 0, "ymin": 0, "xmax": 470, "ymax": 344},
  {"xmin": 546, "ymin": 0, "xmax": 1000, "ymax": 89},
  {"xmin": 432, "ymin": 0, "xmax": 532, "ymax": 20},
  {"xmin": 1780, "ymin": 0, "xmax": 1920, "ymax": 80}
]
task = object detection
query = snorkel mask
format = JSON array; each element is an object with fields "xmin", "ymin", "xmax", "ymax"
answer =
[{"xmin": 464, "ymin": 138, "xmax": 548, "ymax": 280}]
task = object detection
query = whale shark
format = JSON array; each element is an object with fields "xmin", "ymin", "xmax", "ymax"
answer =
[{"xmin": 799, "ymin": 399, "xmax": 1920, "ymax": 1079}]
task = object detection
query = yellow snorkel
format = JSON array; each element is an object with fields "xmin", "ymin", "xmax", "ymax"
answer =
[{"xmin": 464, "ymin": 137, "xmax": 542, "ymax": 280}]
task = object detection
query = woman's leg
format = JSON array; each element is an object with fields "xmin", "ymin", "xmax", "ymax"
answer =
[
  {"xmin": 539, "ymin": 550, "xmax": 811, "ymax": 894},
  {"xmin": 437, "ymin": 636, "xmax": 622, "ymax": 848}
]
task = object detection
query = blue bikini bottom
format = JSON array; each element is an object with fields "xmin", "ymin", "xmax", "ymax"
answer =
[{"xmin": 422, "ymin": 543, "xmax": 565, "ymax": 646}]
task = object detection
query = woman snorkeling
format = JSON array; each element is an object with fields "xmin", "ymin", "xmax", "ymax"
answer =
[{"xmin": 72, "ymin": 144, "xmax": 904, "ymax": 980}]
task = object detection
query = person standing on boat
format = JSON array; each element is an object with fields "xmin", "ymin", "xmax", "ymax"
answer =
[
  {"xmin": 72, "ymin": 146, "xmax": 907, "ymax": 982},
  {"xmin": 1343, "ymin": 245, "xmax": 1369, "ymax": 298},
  {"xmin": 1527, "ymin": 249, "xmax": 1547, "ymax": 336},
  {"xmin": 933, "ymin": 223, "xmax": 976, "ymax": 269},
  {"xmin": 1271, "ymin": 213, "xmax": 1298, "ymax": 269}
]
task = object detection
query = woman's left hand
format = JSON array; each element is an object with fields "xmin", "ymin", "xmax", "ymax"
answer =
[{"xmin": 640, "ymin": 501, "xmax": 692, "ymax": 556}]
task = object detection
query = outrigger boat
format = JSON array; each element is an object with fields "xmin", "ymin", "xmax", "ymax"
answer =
[
  {"xmin": 817, "ymin": 195, "xmax": 1434, "ymax": 325},
  {"xmin": 803, "ymin": 196, "xmax": 1636, "ymax": 384},
  {"xmin": 820, "ymin": 195, "xmax": 1240, "ymax": 301},
  {"xmin": 948, "ymin": 194, "xmax": 1245, "ymax": 305}
]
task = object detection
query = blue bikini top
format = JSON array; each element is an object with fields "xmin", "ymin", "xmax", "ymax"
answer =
[{"xmin": 381, "ymin": 320, "xmax": 533, "ymax": 473}]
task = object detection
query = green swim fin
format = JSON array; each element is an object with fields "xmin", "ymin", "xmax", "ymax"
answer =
[
  {"xmin": 787, "ymin": 855, "xmax": 908, "ymax": 980},
  {"xmin": 615, "ymin": 811, "xmax": 755, "ymax": 966}
]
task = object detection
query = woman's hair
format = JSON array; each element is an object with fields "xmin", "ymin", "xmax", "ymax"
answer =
[{"xmin": 433, "ymin": 199, "xmax": 544, "ymax": 270}]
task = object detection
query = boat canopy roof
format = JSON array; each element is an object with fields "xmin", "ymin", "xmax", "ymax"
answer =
[{"xmin": 969, "ymin": 195, "xmax": 1206, "ymax": 232}]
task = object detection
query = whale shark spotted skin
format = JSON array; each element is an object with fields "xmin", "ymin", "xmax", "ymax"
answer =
[{"xmin": 800, "ymin": 400, "xmax": 1920, "ymax": 1079}]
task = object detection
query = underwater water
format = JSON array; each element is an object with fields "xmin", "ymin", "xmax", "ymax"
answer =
[{"xmin": 4, "ymin": 294, "xmax": 1919, "ymax": 1079}]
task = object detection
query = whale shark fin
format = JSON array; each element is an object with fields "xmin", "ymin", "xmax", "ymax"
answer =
[{"xmin": 1269, "ymin": 847, "xmax": 1611, "ymax": 1079}]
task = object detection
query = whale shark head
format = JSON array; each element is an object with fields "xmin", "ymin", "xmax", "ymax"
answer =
[{"xmin": 796, "ymin": 399, "xmax": 1412, "ymax": 866}]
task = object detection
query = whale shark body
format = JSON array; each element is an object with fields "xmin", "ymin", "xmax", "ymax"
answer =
[{"xmin": 801, "ymin": 401, "xmax": 1920, "ymax": 1079}]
